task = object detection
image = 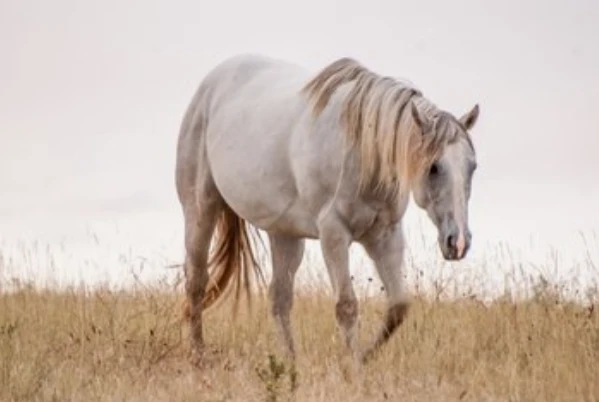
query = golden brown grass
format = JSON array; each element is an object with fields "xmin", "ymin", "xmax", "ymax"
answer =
[{"xmin": 1, "ymin": 278, "xmax": 598, "ymax": 402}]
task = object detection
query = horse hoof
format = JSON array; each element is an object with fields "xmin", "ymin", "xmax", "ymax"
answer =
[
  {"xmin": 360, "ymin": 348, "xmax": 376, "ymax": 365},
  {"xmin": 188, "ymin": 347, "xmax": 205, "ymax": 368}
]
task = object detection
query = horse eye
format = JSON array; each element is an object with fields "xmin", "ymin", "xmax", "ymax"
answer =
[{"xmin": 429, "ymin": 163, "xmax": 439, "ymax": 176}]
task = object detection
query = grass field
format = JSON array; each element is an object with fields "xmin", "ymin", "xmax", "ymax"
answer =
[{"xmin": 1, "ymin": 267, "xmax": 598, "ymax": 402}]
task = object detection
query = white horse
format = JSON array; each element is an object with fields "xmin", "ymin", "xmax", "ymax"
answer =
[{"xmin": 175, "ymin": 54, "xmax": 480, "ymax": 364}]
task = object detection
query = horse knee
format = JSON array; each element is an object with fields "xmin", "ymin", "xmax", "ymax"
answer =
[
  {"xmin": 383, "ymin": 302, "xmax": 409, "ymax": 335},
  {"xmin": 335, "ymin": 297, "xmax": 358, "ymax": 329}
]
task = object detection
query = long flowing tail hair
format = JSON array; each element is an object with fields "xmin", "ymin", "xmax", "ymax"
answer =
[{"xmin": 183, "ymin": 205, "xmax": 266, "ymax": 320}]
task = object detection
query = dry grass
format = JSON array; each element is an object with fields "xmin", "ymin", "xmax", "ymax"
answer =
[{"xmin": 1, "ymin": 278, "xmax": 598, "ymax": 402}]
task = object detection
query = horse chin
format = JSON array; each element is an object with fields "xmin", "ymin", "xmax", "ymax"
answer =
[{"xmin": 440, "ymin": 248, "xmax": 461, "ymax": 261}]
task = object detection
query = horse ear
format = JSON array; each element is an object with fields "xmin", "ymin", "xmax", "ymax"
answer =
[
  {"xmin": 459, "ymin": 104, "xmax": 480, "ymax": 131},
  {"xmin": 411, "ymin": 102, "xmax": 432, "ymax": 133}
]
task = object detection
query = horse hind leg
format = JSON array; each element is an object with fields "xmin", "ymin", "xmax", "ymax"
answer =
[
  {"xmin": 268, "ymin": 233, "xmax": 305, "ymax": 360},
  {"xmin": 359, "ymin": 223, "xmax": 410, "ymax": 363},
  {"xmin": 182, "ymin": 193, "xmax": 222, "ymax": 366}
]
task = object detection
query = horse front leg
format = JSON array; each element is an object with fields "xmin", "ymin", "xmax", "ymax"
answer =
[
  {"xmin": 359, "ymin": 222, "xmax": 410, "ymax": 363},
  {"xmin": 317, "ymin": 211, "xmax": 359, "ymax": 357}
]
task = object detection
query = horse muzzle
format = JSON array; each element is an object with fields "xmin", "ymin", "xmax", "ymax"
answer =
[{"xmin": 439, "ymin": 225, "xmax": 471, "ymax": 261}]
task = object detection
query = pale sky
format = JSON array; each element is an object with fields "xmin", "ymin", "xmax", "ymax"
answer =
[{"xmin": 1, "ymin": 0, "xmax": 598, "ymax": 278}]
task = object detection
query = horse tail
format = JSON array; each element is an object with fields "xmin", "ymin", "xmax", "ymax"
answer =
[
  {"xmin": 182, "ymin": 205, "xmax": 266, "ymax": 320},
  {"xmin": 204, "ymin": 206, "xmax": 266, "ymax": 311}
]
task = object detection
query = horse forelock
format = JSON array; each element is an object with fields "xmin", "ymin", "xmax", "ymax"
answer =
[
  {"xmin": 410, "ymin": 100, "xmax": 476, "ymax": 172},
  {"xmin": 302, "ymin": 58, "xmax": 467, "ymax": 201}
]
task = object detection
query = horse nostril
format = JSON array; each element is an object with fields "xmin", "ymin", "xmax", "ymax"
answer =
[{"xmin": 445, "ymin": 234, "xmax": 455, "ymax": 249}]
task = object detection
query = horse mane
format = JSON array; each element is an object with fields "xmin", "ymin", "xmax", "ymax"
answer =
[{"xmin": 301, "ymin": 57, "xmax": 461, "ymax": 199}]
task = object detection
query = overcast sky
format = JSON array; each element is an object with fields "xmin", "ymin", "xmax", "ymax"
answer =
[{"xmin": 1, "ymin": 0, "xmax": 598, "ymax": 255}]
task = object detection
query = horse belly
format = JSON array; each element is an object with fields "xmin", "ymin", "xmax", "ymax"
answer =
[
  {"xmin": 206, "ymin": 124, "xmax": 300, "ymax": 231},
  {"xmin": 203, "ymin": 60, "xmax": 326, "ymax": 236}
]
